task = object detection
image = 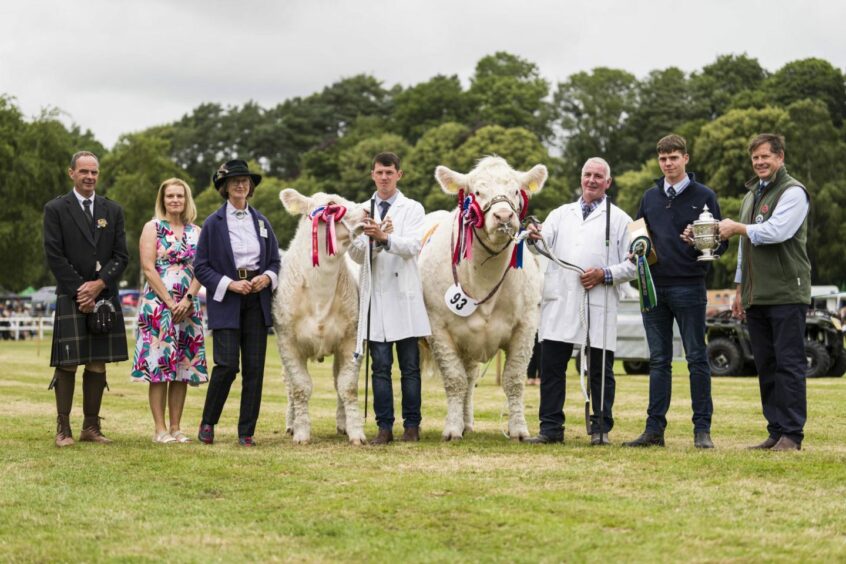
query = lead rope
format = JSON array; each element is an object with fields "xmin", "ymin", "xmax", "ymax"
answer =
[{"xmin": 498, "ymin": 222, "xmax": 592, "ymax": 438}]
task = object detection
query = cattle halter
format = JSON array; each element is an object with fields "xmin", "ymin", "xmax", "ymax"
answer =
[
  {"xmin": 452, "ymin": 188, "xmax": 530, "ymax": 268},
  {"xmin": 447, "ymin": 188, "xmax": 532, "ymax": 310}
]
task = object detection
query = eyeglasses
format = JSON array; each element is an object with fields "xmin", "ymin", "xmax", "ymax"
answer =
[{"xmin": 228, "ymin": 178, "xmax": 250, "ymax": 187}]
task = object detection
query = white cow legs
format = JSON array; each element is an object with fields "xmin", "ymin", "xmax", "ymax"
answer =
[
  {"xmin": 502, "ymin": 346, "xmax": 530, "ymax": 440},
  {"xmin": 462, "ymin": 358, "xmax": 479, "ymax": 433},
  {"xmin": 281, "ymin": 352, "xmax": 313, "ymax": 444},
  {"xmin": 333, "ymin": 349, "xmax": 366, "ymax": 445}
]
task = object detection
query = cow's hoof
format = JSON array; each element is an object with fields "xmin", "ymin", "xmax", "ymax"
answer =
[
  {"xmin": 336, "ymin": 426, "xmax": 347, "ymax": 435},
  {"xmin": 348, "ymin": 431, "xmax": 367, "ymax": 445},
  {"xmin": 442, "ymin": 432, "xmax": 464, "ymax": 442},
  {"xmin": 463, "ymin": 424, "xmax": 474, "ymax": 434},
  {"xmin": 286, "ymin": 428, "xmax": 293, "ymax": 436},
  {"xmin": 292, "ymin": 432, "xmax": 311, "ymax": 445}
]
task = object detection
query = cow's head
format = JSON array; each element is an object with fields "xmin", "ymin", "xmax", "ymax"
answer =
[
  {"xmin": 280, "ymin": 189, "xmax": 368, "ymax": 265},
  {"xmin": 435, "ymin": 156, "xmax": 547, "ymax": 246}
]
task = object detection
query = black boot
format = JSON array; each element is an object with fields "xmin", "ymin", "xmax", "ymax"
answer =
[
  {"xmin": 51, "ymin": 369, "xmax": 75, "ymax": 447},
  {"xmin": 80, "ymin": 371, "xmax": 111, "ymax": 443}
]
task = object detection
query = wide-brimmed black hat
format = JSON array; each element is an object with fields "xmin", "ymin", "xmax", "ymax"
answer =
[{"xmin": 212, "ymin": 159, "xmax": 262, "ymax": 189}]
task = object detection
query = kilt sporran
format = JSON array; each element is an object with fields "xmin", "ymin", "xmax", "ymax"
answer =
[{"xmin": 87, "ymin": 298, "xmax": 116, "ymax": 334}]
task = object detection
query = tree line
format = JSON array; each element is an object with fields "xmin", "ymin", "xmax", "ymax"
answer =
[{"xmin": 3, "ymin": 52, "xmax": 845, "ymax": 291}]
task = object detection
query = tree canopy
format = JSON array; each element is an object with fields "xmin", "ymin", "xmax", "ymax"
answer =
[{"xmin": 5, "ymin": 52, "xmax": 846, "ymax": 291}]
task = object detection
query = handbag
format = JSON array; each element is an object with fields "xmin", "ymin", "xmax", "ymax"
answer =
[{"xmin": 86, "ymin": 298, "xmax": 117, "ymax": 335}]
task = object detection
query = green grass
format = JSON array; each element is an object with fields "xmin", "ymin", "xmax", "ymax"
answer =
[{"xmin": 2, "ymin": 337, "xmax": 846, "ymax": 562}]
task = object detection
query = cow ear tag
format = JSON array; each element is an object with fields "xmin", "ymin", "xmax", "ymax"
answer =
[{"xmin": 445, "ymin": 283, "xmax": 477, "ymax": 317}]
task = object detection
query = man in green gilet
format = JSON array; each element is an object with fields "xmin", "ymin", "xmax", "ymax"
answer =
[{"xmin": 718, "ymin": 133, "xmax": 810, "ymax": 451}]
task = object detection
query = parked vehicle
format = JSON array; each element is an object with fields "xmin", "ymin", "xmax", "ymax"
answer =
[{"xmin": 706, "ymin": 308, "xmax": 846, "ymax": 378}]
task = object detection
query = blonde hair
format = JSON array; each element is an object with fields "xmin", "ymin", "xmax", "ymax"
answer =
[{"xmin": 154, "ymin": 178, "xmax": 197, "ymax": 224}]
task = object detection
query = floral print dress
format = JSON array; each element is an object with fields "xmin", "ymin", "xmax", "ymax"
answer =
[{"xmin": 131, "ymin": 220, "xmax": 208, "ymax": 385}]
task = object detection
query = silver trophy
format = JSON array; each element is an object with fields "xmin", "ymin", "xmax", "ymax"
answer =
[{"xmin": 692, "ymin": 204, "xmax": 721, "ymax": 261}]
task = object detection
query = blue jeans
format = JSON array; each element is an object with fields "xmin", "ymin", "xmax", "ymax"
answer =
[
  {"xmin": 369, "ymin": 337, "xmax": 421, "ymax": 430},
  {"xmin": 641, "ymin": 284, "xmax": 712, "ymax": 433}
]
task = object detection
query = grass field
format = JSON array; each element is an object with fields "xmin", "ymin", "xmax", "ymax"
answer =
[{"xmin": 2, "ymin": 337, "xmax": 846, "ymax": 562}]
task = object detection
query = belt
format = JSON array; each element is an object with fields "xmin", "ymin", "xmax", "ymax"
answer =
[{"xmin": 237, "ymin": 268, "xmax": 260, "ymax": 280}]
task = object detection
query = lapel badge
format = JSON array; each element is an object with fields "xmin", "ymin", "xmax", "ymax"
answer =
[
  {"xmin": 755, "ymin": 214, "xmax": 764, "ymax": 224},
  {"xmin": 760, "ymin": 204, "xmax": 769, "ymax": 214},
  {"xmin": 97, "ymin": 218, "xmax": 108, "ymax": 229}
]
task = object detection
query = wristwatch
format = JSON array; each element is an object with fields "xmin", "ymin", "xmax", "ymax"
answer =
[{"xmin": 186, "ymin": 293, "xmax": 194, "ymax": 300}]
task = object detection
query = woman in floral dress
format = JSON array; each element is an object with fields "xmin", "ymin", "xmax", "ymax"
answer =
[{"xmin": 132, "ymin": 178, "xmax": 208, "ymax": 443}]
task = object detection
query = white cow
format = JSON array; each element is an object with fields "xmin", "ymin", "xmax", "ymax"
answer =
[
  {"xmin": 419, "ymin": 156, "xmax": 547, "ymax": 440},
  {"xmin": 272, "ymin": 189, "xmax": 368, "ymax": 445}
]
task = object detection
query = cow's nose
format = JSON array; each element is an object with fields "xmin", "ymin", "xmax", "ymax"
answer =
[{"xmin": 494, "ymin": 209, "xmax": 514, "ymax": 224}]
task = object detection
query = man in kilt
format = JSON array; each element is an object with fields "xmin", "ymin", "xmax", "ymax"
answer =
[{"xmin": 43, "ymin": 151, "xmax": 129, "ymax": 447}]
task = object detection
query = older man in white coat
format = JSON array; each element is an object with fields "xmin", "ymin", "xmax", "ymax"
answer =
[
  {"xmin": 350, "ymin": 152, "xmax": 431, "ymax": 445},
  {"xmin": 525, "ymin": 157, "xmax": 636, "ymax": 445}
]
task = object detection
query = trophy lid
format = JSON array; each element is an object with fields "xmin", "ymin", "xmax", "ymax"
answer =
[{"xmin": 694, "ymin": 204, "xmax": 715, "ymax": 224}]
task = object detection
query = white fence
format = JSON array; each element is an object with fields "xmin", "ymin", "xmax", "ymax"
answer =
[{"xmin": 0, "ymin": 316, "xmax": 139, "ymax": 340}]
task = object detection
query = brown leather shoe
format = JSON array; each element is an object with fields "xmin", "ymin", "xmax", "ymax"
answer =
[
  {"xmin": 55, "ymin": 415, "xmax": 74, "ymax": 448},
  {"xmin": 370, "ymin": 428, "xmax": 393, "ymax": 445},
  {"xmin": 748, "ymin": 436, "xmax": 779, "ymax": 450},
  {"xmin": 80, "ymin": 416, "xmax": 112, "ymax": 444},
  {"xmin": 771, "ymin": 436, "xmax": 801, "ymax": 451},
  {"xmin": 401, "ymin": 427, "xmax": 420, "ymax": 442}
]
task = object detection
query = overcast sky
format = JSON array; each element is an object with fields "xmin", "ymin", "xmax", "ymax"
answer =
[{"xmin": 2, "ymin": 0, "xmax": 843, "ymax": 148}]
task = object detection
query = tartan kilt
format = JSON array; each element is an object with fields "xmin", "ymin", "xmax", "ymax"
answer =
[{"xmin": 50, "ymin": 294, "xmax": 128, "ymax": 367}]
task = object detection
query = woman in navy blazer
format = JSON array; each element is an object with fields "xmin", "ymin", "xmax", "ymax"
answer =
[{"xmin": 194, "ymin": 160, "xmax": 281, "ymax": 446}]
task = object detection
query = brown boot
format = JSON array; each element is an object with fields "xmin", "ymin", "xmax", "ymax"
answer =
[
  {"xmin": 401, "ymin": 427, "xmax": 420, "ymax": 442},
  {"xmin": 80, "ymin": 416, "xmax": 112, "ymax": 444},
  {"xmin": 52, "ymin": 368, "xmax": 75, "ymax": 447},
  {"xmin": 55, "ymin": 415, "xmax": 74, "ymax": 447},
  {"xmin": 748, "ymin": 436, "xmax": 779, "ymax": 450},
  {"xmin": 80, "ymin": 371, "xmax": 111, "ymax": 443},
  {"xmin": 771, "ymin": 436, "xmax": 801, "ymax": 451},
  {"xmin": 370, "ymin": 428, "xmax": 393, "ymax": 445}
]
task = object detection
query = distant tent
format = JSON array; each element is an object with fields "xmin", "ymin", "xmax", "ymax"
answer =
[{"xmin": 18, "ymin": 286, "xmax": 36, "ymax": 297}]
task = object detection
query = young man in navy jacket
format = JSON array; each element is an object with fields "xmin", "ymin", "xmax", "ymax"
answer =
[{"xmin": 623, "ymin": 134, "xmax": 726, "ymax": 449}]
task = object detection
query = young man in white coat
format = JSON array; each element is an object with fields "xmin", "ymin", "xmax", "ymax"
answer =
[
  {"xmin": 350, "ymin": 152, "xmax": 431, "ymax": 444},
  {"xmin": 525, "ymin": 157, "xmax": 636, "ymax": 445}
]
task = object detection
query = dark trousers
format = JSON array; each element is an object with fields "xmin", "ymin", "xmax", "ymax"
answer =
[
  {"xmin": 370, "ymin": 337, "xmax": 421, "ymax": 430},
  {"xmin": 527, "ymin": 334, "xmax": 542, "ymax": 378},
  {"xmin": 746, "ymin": 304, "xmax": 807, "ymax": 444},
  {"xmin": 641, "ymin": 284, "xmax": 712, "ymax": 433},
  {"xmin": 201, "ymin": 293, "xmax": 267, "ymax": 438},
  {"xmin": 538, "ymin": 340, "xmax": 615, "ymax": 438}
]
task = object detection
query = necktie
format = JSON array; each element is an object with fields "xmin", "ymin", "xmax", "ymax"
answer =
[
  {"xmin": 753, "ymin": 182, "xmax": 767, "ymax": 212},
  {"xmin": 379, "ymin": 200, "xmax": 390, "ymax": 219},
  {"xmin": 581, "ymin": 203, "xmax": 591, "ymax": 220},
  {"xmin": 83, "ymin": 199, "xmax": 94, "ymax": 231},
  {"xmin": 667, "ymin": 186, "xmax": 677, "ymax": 201}
]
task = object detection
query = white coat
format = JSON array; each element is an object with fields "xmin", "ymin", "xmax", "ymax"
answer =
[
  {"xmin": 350, "ymin": 190, "xmax": 431, "ymax": 342},
  {"xmin": 538, "ymin": 198, "xmax": 636, "ymax": 351}
]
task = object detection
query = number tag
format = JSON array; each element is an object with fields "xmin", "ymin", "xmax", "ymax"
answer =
[{"xmin": 444, "ymin": 283, "xmax": 477, "ymax": 317}]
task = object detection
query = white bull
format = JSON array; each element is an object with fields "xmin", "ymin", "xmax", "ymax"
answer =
[
  {"xmin": 272, "ymin": 189, "xmax": 368, "ymax": 444},
  {"xmin": 419, "ymin": 156, "xmax": 547, "ymax": 440}
]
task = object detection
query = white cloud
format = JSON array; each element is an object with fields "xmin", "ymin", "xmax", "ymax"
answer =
[{"xmin": 2, "ymin": 0, "xmax": 844, "ymax": 146}]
